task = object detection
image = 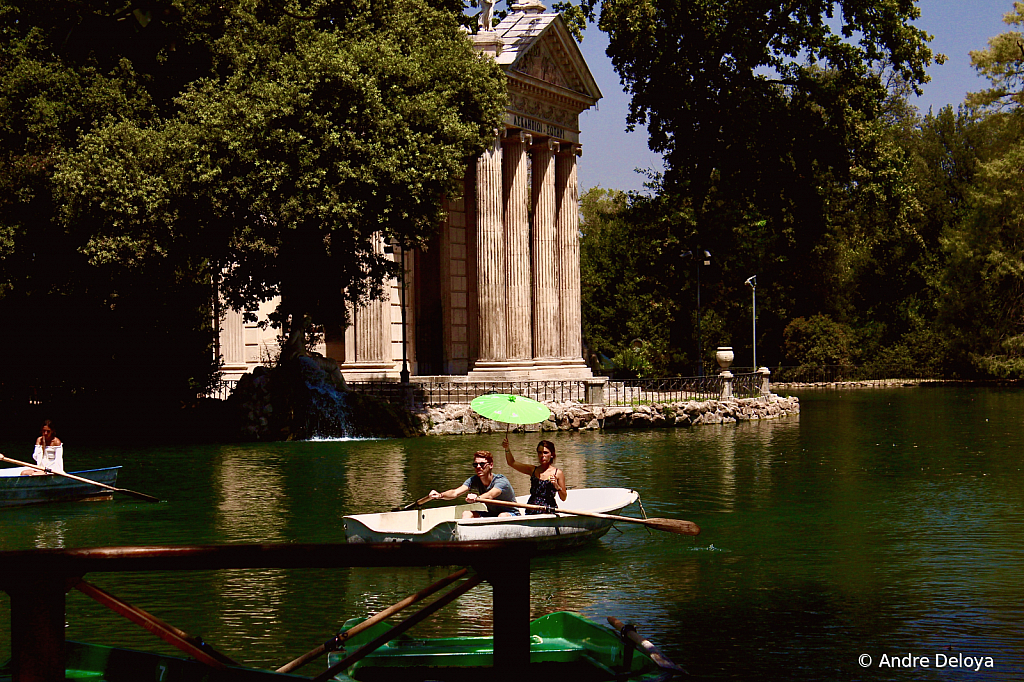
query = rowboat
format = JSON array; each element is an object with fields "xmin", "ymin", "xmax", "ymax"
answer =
[
  {"xmin": 0, "ymin": 640, "xmax": 308, "ymax": 682},
  {"xmin": 326, "ymin": 610, "xmax": 678, "ymax": 681},
  {"xmin": 343, "ymin": 487, "xmax": 640, "ymax": 548},
  {"xmin": 0, "ymin": 467, "xmax": 121, "ymax": 508},
  {"xmin": 0, "ymin": 613, "xmax": 676, "ymax": 682}
]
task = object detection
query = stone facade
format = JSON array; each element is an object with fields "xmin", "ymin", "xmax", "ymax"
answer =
[{"xmin": 217, "ymin": 3, "xmax": 601, "ymax": 385}]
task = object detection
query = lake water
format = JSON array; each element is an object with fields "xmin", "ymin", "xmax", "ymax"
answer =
[{"xmin": 2, "ymin": 386, "xmax": 1023, "ymax": 680}]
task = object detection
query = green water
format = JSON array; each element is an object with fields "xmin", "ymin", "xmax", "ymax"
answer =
[{"xmin": 2, "ymin": 386, "xmax": 1023, "ymax": 680}]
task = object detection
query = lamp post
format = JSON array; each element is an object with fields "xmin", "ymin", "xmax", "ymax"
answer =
[
  {"xmin": 683, "ymin": 250, "xmax": 711, "ymax": 376},
  {"xmin": 745, "ymin": 275, "xmax": 757, "ymax": 370},
  {"xmin": 388, "ymin": 240, "xmax": 411, "ymax": 384},
  {"xmin": 398, "ymin": 247, "xmax": 410, "ymax": 384}
]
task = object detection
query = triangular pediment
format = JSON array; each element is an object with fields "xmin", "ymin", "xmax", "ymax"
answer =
[{"xmin": 494, "ymin": 12, "xmax": 602, "ymax": 110}]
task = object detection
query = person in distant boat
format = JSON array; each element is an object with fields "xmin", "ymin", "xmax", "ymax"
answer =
[
  {"xmin": 21, "ymin": 419, "xmax": 64, "ymax": 475},
  {"xmin": 428, "ymin": 451, "xmax": 519, "ymax": 518},
  {"xmin": 503, "ymin": 437, "xmax": 566, "ymax": 514}
]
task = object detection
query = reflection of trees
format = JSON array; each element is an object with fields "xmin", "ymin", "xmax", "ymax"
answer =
[
  {"xmin": 33, "ymin": 518, "xmax": 69, "ymax": 549},
  {"xmin": 344, "ymin": 444, "xmax": 407, "ymax": 513},
  {"xmin": 211, "ymin": 447, "xmax": 292, "ymax": 660},
  {"xmin": 214, "ymin": 448, "xmax": 288, "ymax": 542}
]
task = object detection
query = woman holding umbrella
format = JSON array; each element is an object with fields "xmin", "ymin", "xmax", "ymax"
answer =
[{"xmin": 502, "ymin": 437, "xmax": 566, "ymax": 514}]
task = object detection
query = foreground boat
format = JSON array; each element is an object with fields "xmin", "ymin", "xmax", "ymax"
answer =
[
  {"xmin": 343, "ymin": 487, "xmax": 640, "ymax": 549},
  {"xmin": 0, "ymin": 640, "xmax": 308, "ymax": 682},
  {"xmin": 326, "ymin": 611, "xmax": 677, "ymax": 682},
  {"xmin": 0, "ymin": 467, "xmax": 121, "ymax": 507}
]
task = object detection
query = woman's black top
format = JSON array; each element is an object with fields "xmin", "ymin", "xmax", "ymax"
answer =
[{"xmin": 526, "ymin": 467, "xmax": 559, "ymax": 514}]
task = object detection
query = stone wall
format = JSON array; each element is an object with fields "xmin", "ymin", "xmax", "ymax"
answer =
[{"xmin": 417, "ymin": 394, "xmax": 799, "ymax": 436}]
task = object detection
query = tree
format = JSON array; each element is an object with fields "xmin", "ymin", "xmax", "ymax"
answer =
[
  {"xmin": 1, "ymin": 0, "xmax": 506, "ymax": 401},
  {"xmin": 933, "ymin": 3, "xmax": 1024, "ymax": 377}
]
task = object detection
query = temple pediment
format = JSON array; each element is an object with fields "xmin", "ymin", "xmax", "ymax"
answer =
[{"xmin": 492, "ymin": 9, "xmax": 602, "ymax": 144}]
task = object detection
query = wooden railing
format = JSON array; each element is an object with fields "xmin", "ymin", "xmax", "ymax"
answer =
[{"xmin": 0, "ymin": 541, "xmax": 537, "ymax": 682}]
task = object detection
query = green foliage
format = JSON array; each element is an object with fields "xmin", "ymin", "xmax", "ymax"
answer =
[
  {"xmin": 0, "ymin": 0, "xmax": 505, "ymax": 399},
  {"xmin": 967, "ymin": 2, "xmax": 1024, "ymax": 111},
  {"xmin": 783, "ymin": 314, "xmax": 857, "ymax": 367},
  {"xmin": 579, "ymin": 186, "xmax": 691, "ymax": 374}
]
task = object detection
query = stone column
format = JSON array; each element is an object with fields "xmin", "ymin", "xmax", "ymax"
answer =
[
  {"xmin": 555, "ymin": 144, "xmax": 583, "ymax": 360},
  {"xmin": 475, "ymin": 133, "xmax": 507, "ymax": 363},
  {"xmin": 339, "ymin": 235, "xmax": 396, "ymax": 379},
  {"xmin": 503, "ymin": 131, "xmax": 532, "ymax": 363},
  {"xmin": 531, "ymin": 138, "xmax": 560, "ymax": 362}
]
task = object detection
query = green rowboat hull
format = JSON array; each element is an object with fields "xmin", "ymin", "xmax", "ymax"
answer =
[
  {"xmin": 326, "ymin": 611, "xmax": 672, "ymax": 681},
  {"xmin": 0, "ymin": 640, "xmax": 307, "ymax": 682}
]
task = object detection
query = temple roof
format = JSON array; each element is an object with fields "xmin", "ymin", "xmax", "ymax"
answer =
[{"xmin": 492, "ymin": 11, "xmax": 602, "ymax": 109}]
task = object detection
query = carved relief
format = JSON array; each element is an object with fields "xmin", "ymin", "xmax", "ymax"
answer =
[
  {"xmin": 509, "ymin": 94, "xmax": 577, "ymax": 128},
  {"xmin": 515, "ymin": 34, "xmax": 583, "ymax": 92}
]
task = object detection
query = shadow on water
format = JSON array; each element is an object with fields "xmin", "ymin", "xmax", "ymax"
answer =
[{"xmin": 2, "ymin": 386, "xmax": 1024, "ymax": 679}]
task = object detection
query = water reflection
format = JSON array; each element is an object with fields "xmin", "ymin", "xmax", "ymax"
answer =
[
  {"xmin": 4, "ymin": 389, "xmax": 1024, "ymax": 680},
  {"xmin": 344, "ymin": 443, "xmax": 406, "ymax": 512},
  {"xmin": 213, "ymin": 447, "xmax": 288, "ymax": 542}
]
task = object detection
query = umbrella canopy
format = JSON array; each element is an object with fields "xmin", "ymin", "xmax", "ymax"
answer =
[{"xmin": 470, "ymin": 394, "xmax": 551, "ymax": 425}]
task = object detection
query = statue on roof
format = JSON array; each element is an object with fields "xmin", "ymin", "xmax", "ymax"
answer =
[{"xmin": 479, "ymin": 0, "xmax": 494, "ymax": 32}]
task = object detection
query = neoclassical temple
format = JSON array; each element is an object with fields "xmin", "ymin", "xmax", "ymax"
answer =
[{"xmin": 219, "ymin": 2, "xmax": 601, "ymax": 383}]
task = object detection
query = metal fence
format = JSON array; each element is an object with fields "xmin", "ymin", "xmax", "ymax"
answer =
[
  {"xmin": 346, "ymin": 379, "xmax": 593, "ymax": 406},
  {"xmin": 206, "ymin": 379, "xmax": 239, "ymax": 401},
  {"xmin": 603, "ymin": 372, "xmax": 763, "ymax": 406}
]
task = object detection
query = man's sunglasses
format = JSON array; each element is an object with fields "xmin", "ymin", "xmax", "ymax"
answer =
[{"xmin": 472, "ymin": 462, "xmax": 488, "ymax": 468}]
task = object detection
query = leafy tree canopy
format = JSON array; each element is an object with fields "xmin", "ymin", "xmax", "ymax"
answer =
[{"xmin": 1, "ymin": 0, "xmax": 507, "ymax": 387}]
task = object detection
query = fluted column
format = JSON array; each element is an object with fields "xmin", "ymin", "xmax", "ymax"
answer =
[
  {"xmin": 556, "ymin": 145, "xmax": 582, "ymax": 360},
  {"xmin": 355, "ymin": 234, "xmax": 391, "ymax": 363},
  {"xmin": 503, "ymin": 131, "xmax": 532, "ymax": 361},
  {"xmin": 531, "ymin": 138, "xmax": 560, "ymax": 361},
  {"xmin": 476, "ymin": 133, "xmax": 507, "ymax": 362}
]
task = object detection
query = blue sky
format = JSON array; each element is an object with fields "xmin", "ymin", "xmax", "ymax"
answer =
[{"xmin": 575, "ymin": 0, "xmax": 1018, "ymax": 193}]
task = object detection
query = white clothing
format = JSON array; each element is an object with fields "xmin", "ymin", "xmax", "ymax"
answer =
[{"xmin": 33, "ymin": 443, "xmax": 65, "ymax": 474}]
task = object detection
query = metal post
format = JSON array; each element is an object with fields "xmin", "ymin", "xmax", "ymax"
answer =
[
  {"xmin": 696, "ymin": 260, "xmax": 702, "ymax": 377},
  {"xmin": 745, "ymin": 275, "xmax": 757, "ymax": 370},
  {"xmin": 398, "ymin": 247, "xmax": 410, "ymax": 384},
  {"xmin": 487, "ymin": 553, "xmax": 532, "ymax": 679}
]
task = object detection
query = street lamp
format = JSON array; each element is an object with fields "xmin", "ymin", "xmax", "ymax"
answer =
[
  {"xmin": 683, "ymin": 250, "xmax": 711, "ymax": 376},
  {"xmin": 745, "ymin": 275, "xmax": 757, "ymax": 370},
  {"xmin": 398, "ymin": 247, "xmax": 410, "ymax": 384},
  {"xmin": 388, "ymin": 239, "xmax": 411, "ymax": 384}
]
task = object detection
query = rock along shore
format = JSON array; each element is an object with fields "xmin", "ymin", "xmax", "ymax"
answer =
[{"xmin": 417, "ymin": 394, "xmax": 799, "ymax": 436}]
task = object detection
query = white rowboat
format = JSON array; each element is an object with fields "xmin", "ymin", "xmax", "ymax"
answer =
[{"xmin": 343, "ymin": 487, "xmax": 640, "ymax": 549}]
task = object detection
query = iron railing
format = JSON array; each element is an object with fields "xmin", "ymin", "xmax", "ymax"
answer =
[
  {"xmin": 346, "ymin": 380, "xmax": 592, "ymax": 406},
  {"xmin": 603, "ymin": 372, "xmax": 763, "ymax": 406}
]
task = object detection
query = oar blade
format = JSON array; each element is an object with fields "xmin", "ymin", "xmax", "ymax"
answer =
[
  {"xmin": 644, "ymin": 517, "xmax": 700, "ymax": 536},
  {"xmin": 119, "ymin": 488, "xmax": 161, "ymax": 503}
]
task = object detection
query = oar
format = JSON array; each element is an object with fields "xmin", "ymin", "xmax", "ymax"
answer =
[
  {"xmin": 312, "ymin": 573, "xmax": 486, "ymax": 682},
  {"xmin": 608, "ymin": 616, "xmax": 687, "ymax": 674},
  {"xmin": 391, "ymin": 494, "xmax": 433, "ymax": 512},
  {"xmin": 479, "ymin": 498, "xmax": 700, "ymax": 536},
  {"xmin": 73, "ymin": 578, "xmax": 236, "ymax": 668},
  {"xmin": 0, "ymin": 454, "xmax": 160, "ymax": 503},
  {"xmin": 276, "ymin": 568, "xmax": 469, "ymax": 673}
]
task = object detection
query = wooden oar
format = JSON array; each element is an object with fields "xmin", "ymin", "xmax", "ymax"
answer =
[
  {"xmin": 0, "ymin": 454, "xmax": 160, "ymax": 503},
  {"xmin": 276, "ymin": 567, "xmax": 469, "ymax": 673},
  {"xmin": 73, "ymin": 579, "xmax": 237, "ymax": 668},
  {"xmin": 391, "ymin": 494, "xmax": 433, "ymax": 512},
  {"xmin": 479, "ymin": 498, "xmax": 700, "ymax": 536},
  {"xmin": 608, "ymin": 616, "xmax": 687, "ymax": 674},
  {"xmin": 312, "ymin": 573, "xmax": 485, "ymax": 682}
]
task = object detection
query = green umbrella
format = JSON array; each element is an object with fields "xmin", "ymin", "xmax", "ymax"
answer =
[{"xmin": 470, "ymin": 393, "xmax": 551, "ymax": 426}]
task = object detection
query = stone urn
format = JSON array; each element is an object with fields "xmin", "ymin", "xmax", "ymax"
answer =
[{"xmin": 716, "ymin": 346, "xmax": 735, "ymax": 370}]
